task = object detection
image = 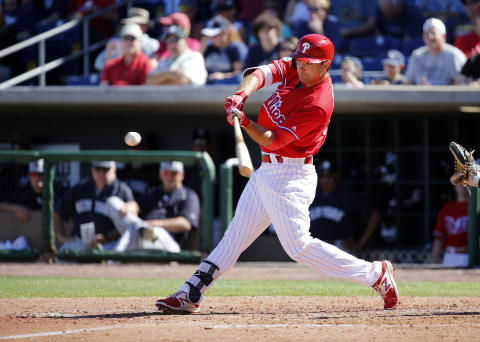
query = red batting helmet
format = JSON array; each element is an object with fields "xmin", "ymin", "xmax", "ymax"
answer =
[{"xmin": 291, "ymin": 34, "xmax": 334, "ymax": 63}]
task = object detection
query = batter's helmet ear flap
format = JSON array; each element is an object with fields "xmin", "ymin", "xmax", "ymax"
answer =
[
  {"xmin": 324, "ymin": 60, "xmax": 332, "ymax": 72},
  {"xmin": 292, "ymin": 58, "xmax": 297, "ymax": 69}
]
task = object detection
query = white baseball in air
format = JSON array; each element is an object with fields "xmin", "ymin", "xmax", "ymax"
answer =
[{"xmin": 124, "ymin": 131, "xmax": 141, "ymax": 146}]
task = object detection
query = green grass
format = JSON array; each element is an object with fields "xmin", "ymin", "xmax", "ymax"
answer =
[{"xmin": 1, "ymin": 276, "xmax": 479, "ymax": 298}]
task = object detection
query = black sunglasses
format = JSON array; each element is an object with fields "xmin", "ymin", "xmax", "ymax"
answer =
[
  {"xmin": 166, "ymin": 36, "xmax": 181, "ymax": 43},
  {"xmin": 122, "ymin": 35, "xmax": 136, "ymax": 42},
  {"xmin": 93, "ymin": 167, "xmax": 111, "ymax": 173}
]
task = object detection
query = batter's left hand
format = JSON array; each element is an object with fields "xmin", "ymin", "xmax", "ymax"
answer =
[
  {"xmin": 225, "ymin": 91, "xmax": 248, "ymax": 113},
  {"xmin": 227, "ymin": 108, "xmax": 250, "ymax": 127}
]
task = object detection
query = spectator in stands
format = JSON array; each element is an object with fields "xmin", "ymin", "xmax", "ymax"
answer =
[
  {"xmin": 462, "ymin": 0, "xmax": 480, "ymax": 23},
  {"xmin": 100, "ymin": 23, "xmax": 157, "ymax": 86},
  {"xmin": 454, "ymin": 3, "xmax": 480, "ymax": 58},
  {"xmin": 329, "ymin": 0, "xmax": 376, "ymax": 50},
  {"xmin": 155, "ymin": 12, "xmax": 201, "ymax": 60},
  {"xmin": 291, "ymin": 0, "xmax": 341, "ymax": 49},
  {"xmin": 211, "ymin": 0, "xmax": 245, "ymax": 43},
  {"xmin": 32, "ymin": 0, "xmax": 68, "ymax": 33},
  {"xmin": 244, "ymin": 14, "xmax": 281, "ymax": 69},
  {"xmin": 278, "ymin": 36, "xmax": 299, "ymax": 59},
  {"xmin": 247, "ymin": 0, "xmax": 293, "ymax": 45},
  {"xmin": 94, "ymin": 7, "xmax": 160, "ymax": 72},
  {"xmin": 340, "ymin": 56, "xmax": 364, "ymax": 87},
  {"xmin": 309, "ymin": 158, "xmax": 382, "ymax": 253},
  {"xmin": 285, "ymin": 0, "xmax": 309, "ymax": 26},
  {"xmin": 201, "ymin": 15, "xmax": 248, "ymax": 84},
  {"xmin": 431, "ymin": 185, "xmax": 468, "ymax": 267},
  {"xmin": 146, "ymin": 25, "xmax": 207, "ymax": 85},
  {"xmin": 0, "ymin": 0, "xmax": 33, "ymax": 78},
  {"xmin": 375, "ymin": 0, "xmax": 424, "ymax": 40},
  {"xmin": 236, "ymin": 0, "xmax": 264, "ymax": 35},
  {"xmin": 455, "ymin": 44, "xmax": 480, "ymax": 85},
  {"xmin": 55, "ymin": 161, "xmax": 140, "ymax": 251},
  {"xmin": 405, "ymin": 18, "xmax": 466, "ymax": 85},
  {"xmin": 138, "ymin": 161, "xmax": 201, "ymax": 251},
  {"xmin": 0, "ymin": 159, "xmax": 65, "ymax": 223},
  {"xmin": 68, "ymin": 0, "xmax": 118, "ymax": 42},
  {"xmin": 370, "ymin": 49, "xmax": 407, "ymax": 85}
]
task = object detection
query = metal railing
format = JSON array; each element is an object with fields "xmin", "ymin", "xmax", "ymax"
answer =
[
  {"xmin": 0, "ymin": 0, "xmax": 133, "ymax": 90},
  {"xmin": 468, "ymin": 188, "xmax": 480, "ymax": 267},
  {"xmin": 219, "ymin": 158, "xmax": 240, "ymax": 238}
]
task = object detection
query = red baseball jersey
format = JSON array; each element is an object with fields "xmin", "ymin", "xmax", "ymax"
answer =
[
  {"xmin": 101, "ymin": 52, "xmax": 154, "ymax": 86},
  {"xmin": 254, "ymin": 58, "xmax": 334, "ymax": 158},
  {"xmin": 433, "ymin": 200, "xmax": 468, "ymax": 249},
  {"xmin": 454, "ymin": 31, "xmax": 480, "ymax": 58}
]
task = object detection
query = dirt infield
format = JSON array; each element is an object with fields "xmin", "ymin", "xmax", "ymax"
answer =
[{"xmin": 1, "ymin": 263, "xmax": 480, "ymax": 341}]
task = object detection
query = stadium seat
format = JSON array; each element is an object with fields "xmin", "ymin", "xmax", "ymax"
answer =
[
  {"xmin": 207, "ymin": 74, "xmax": 242, "ymax": 85},
  {"xmin": 349, "ymin": 35, "xmax": 402, "ymax": 58},
  {"xmin": 361, "ymin": 57, "xmax": 384, "ymax": 71},
  {"xmin": 349, "ymin": 35, "xmax": 387, "ymax": 57},
  {"xmin": 329, "ymin": 73, "xmax": 343, "ymax": 84},
  {"xmin": 402, "ymin": 35, "xmax": 424, "ymax": 56},
  {"xmin": 66, "ymin": 74, "xmax": 101, "ymax": 86}
]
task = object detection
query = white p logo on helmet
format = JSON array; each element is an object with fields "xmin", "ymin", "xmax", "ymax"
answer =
[{"xmin": 302, "ymin": 42, "xmax": 310, "ymax": 53}]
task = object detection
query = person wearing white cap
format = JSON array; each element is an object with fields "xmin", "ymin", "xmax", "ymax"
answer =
[
  {"xmin": 100, "ymin": 23, "xmax": 157, "ymax": 86},
  {"xmin": 137, "ymin": 161, "xmax": 201, "ymax": 251},
  {"xmin": 201, "ymin": 15, "xmax": 249, "ymax": 84},
  {"xmin": 55, "ymin": 161, "xmax": 142, "ymax": 251},
  {"xmin": 405, "ymin": 18, "xmax": 466, "ymax": 85},
  {"xmin": 94, "ymin": 7, "xmax": 160, "ymax": 72},
  {"xmin": 370, "ymin": 49, "xmax": 407, "ymax": 85},
  {"xmin": 145, "ymin": 25, "xmax": 207, "ymax": 86},
  {"xmin": 88, "ymin": 160, "xmax": 200, "ymax": 253},
  {"xmin": 0, "ymin": 159, "xmax": 66, "ymax": 225}
]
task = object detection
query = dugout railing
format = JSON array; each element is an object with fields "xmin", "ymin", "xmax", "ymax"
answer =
[
  {"xmin": 467, "ymin": 188, "xmax": 480, "ymax": 267},
  {"xmin": 0, "ymin": 150, "xmax": 215, "ymax": 263}
]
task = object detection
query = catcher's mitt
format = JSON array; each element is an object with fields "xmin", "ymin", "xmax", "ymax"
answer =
[{"xmin": 449, "ymin": 141, "xmax": 476, "ymax": 194}]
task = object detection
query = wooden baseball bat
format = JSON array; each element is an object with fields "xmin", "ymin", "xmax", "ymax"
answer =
[{"xmin": 231, "ymin": 109, "xmax": 254, "ymax": 177}]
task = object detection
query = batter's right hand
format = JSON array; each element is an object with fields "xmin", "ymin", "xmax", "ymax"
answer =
[
  {"xmin": 225, "ymin": 90, "xmax": 248, "ymax": 113},
  {"xmin": 227, "ymin": 108, "xmax": 250, "ymax": 127}
]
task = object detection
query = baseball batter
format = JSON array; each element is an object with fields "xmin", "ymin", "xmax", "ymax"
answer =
[{"xmin": 156, "ymin": 34, "xmax": 399, "ymax": 313}]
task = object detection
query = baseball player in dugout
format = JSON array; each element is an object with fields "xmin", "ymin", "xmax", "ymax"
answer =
[{"xmin": 156, "ymin": 34, "xmax": 399, "ymax": 314}]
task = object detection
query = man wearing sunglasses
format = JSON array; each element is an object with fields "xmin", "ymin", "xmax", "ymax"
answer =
[
  {"xmin": 100, "ymin": 23, "xmax": 157, "ymax": 86},
  {"xmin": 55, "ymin": 161, "xmax": 139, "ymax": 252},
  {"xmin": 146, "ymin": 25, "xmax": 207, "ymax": 85}
]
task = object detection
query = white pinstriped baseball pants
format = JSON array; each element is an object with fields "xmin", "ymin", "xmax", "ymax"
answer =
[{"xmin": 207, "ymin": 158, "xmax": 381, "ymax": 287}]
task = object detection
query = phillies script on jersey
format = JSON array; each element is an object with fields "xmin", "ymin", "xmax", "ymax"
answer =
[{"xmin": 256, "ymin": 58, "xmax": 334, "ymax": 158}]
